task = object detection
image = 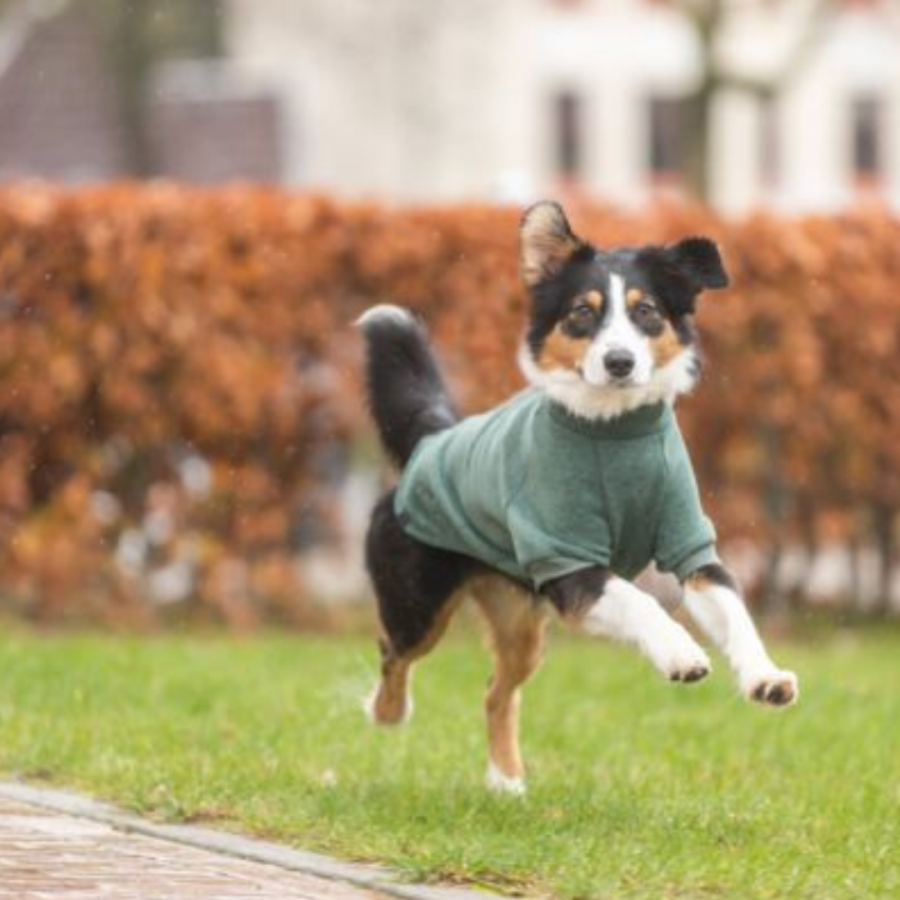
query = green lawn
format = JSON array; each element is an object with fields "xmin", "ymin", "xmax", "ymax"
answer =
[{"xmin": 0, "ymin": 623, "xmax": 897, "ymax": 900}]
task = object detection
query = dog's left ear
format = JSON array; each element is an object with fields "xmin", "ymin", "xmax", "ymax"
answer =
[{"xmin": 665, "ymin": 237, "xmax": 729, "ymax": 292}]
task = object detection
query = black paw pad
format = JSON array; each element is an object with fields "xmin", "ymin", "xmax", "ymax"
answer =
[
  {"xmin": 682, "ymin": 666, "xmax": 709, "ymax": 684},
  {"xmin": 753, "ymin": 680, "xmax": 796, "ymax": 706},
  {"xmin": 670, "ymin": 666, "xmax": 709, "ymax": 684}
]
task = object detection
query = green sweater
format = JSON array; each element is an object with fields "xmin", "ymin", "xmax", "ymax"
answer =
[{"xmin": 394, "ymin": 390, "xmax": 717, "ymax": 589}]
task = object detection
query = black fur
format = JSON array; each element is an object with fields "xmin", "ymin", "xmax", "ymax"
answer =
[
  {"xmin": 634, "ymin": 239, "xmax": 728, "ymax": 318},
  {"xmin": 667, "ymin": 238, "xmax": 730, "ymax": 291},
  {"xmin": 686, "ymin": 562, "xmax": 740, "ymax": 592},
  {"xmin": 358, "ymin": 310, "xmax": 457, "ymax": 468},
  {"xmin": 365, "ymin": 490, "xmax": 479, "ymax": 656},
  {"xmin": 542, "ymin": 566, "xmax": 611, "ymax": 618}
]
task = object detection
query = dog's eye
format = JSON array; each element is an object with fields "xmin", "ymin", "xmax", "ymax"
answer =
[
  {"xmin": 568, "ymin": 304, "xmax": 596, "ymax": 323},
  {"xmin": 562, "ymin": 303, "xmax": 598, "ymax": 338},
  {"xmin": 633, "ymin": 301, "xmax": 658, "ymax": 320}
]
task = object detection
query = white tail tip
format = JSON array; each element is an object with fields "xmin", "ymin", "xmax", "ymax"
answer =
[{"xmin": 355, "ymin": 304, "xmax": 414, "ymax": 329}]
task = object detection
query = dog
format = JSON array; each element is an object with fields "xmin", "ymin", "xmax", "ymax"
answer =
[{"xmin": 357, "ymin": 201, "xmax": 798, "ymax": 795}]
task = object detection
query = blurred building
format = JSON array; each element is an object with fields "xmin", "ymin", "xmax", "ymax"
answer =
[
  {"xmin": 226, "ymin": 0, "xmax": 900, "ymax": 213},
  {"xmin": 0, "ymin": 0, "xmax": 128, "ymax": 181},
  {"xmin": 0, "ymin": 0, "xmax": 282, "ymax": 184},
  {"xmin": 2, "ymin": 0, "xmax": 899, "ymax": 212},
  {"xmin": 147, "ymin": 60, "xmax": 282, "ymax": 185}
]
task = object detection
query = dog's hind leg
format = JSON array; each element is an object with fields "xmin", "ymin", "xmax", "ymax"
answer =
[
  {"xmin": 369, "ymin": 592, "xmax": 464, "ymax": 725},
  {"xmin": 473, "ymin": 576, "xmax": 549, "ymax": 795},
  {"xmin": 365, "ymin": 491, "xmax": 476, "ymax": 726}
]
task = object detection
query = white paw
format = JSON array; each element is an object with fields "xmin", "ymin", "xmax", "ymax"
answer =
[
  {"xmin": 646, "ymin": 625, "xmax": 712, "ymax": 684},
  {"xmin": 741, "ymin": 668, "xmax": 799, "ymax": 707},
  {"xmin": 486, "ymin": 763, "xmax": 526, "ymax": 796}
]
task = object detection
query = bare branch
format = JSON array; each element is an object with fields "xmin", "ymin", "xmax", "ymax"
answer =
[{"xmin": 680, "ymin": 0, "xmax": 839, "ymax": 96}]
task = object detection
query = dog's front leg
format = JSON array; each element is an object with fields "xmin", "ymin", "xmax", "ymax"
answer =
[
  {"xmin": 544, "ymin": 568, "xmax": 710, "ymax": 682},
  {"xmin": 683, "ymin": 564, "xmax": 798, "ymax": 706}
]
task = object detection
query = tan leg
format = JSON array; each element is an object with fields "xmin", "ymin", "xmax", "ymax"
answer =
[
  {"xmin": 472, "ymin": 576, "xmax": 549, "ymax": 795},
  {"xmin": 368, "ymin": 592, "xmax": 464, "ymax": 726}
]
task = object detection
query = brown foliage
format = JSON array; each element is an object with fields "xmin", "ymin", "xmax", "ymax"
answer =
[{"xmin": 0, "ymin": 185, "xmax": 897, "ymax": 623}]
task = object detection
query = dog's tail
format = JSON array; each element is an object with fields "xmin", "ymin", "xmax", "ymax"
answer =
[{"xmin": 356, "ymin": 305, "xmax": 458, "ymax": 468}]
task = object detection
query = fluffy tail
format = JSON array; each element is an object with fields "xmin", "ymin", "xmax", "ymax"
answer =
[{"xmin": 356, "ymin": 305, "xmax": 458, "ymax": 468}]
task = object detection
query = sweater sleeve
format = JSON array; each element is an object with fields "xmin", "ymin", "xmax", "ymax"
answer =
[{"xmin": 654, "ymin": 438, "xmax": 718, "ymax": 580}]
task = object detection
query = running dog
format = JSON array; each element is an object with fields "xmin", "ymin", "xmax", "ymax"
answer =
[{"xmin": 357, "ymin": 201, "xmax": 798, "ymax": 794}]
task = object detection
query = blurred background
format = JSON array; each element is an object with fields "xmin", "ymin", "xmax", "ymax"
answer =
[
  {"xmin": 3, "ymin": 0, "xmax": 900, "ymax": 208},
  {"xmin": 0, "ymin": 0, "xmax": 898, "ymax": 627}
]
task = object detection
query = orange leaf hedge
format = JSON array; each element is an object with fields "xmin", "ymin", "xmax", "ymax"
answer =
[{"xmin": 0, "ymin": 185, "xmax": 897, "ymax": 624}]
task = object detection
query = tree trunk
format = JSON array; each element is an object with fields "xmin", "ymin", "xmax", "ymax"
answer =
[
  {"xmin": 873, "ymin": 503, "xmax": 896, "ymax": 617},
  {"xmin": 756, "ymin": 422, "xmax": 790, "ymax": 616},
  {"xmin": 109, "ymin": 2, "xmax": 156, "ymax": 176},
  {"xmin": 684, "ymin": 84, "xmax": 713, "ymax": 203}
]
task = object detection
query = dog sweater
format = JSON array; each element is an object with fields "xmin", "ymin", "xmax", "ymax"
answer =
[{"xmin": 394, "ymin": 389, "xmax": 717, "ymax": 590}]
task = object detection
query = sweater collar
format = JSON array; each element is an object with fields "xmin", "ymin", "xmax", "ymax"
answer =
[{"xmin": 545, "ymin": 396, "xmax": 673, "ymax": 438}]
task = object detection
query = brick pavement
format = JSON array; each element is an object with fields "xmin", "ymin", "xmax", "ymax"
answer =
[{"xmin": 0, "ymin": 796, "xmax": 397, "ymax": 900}]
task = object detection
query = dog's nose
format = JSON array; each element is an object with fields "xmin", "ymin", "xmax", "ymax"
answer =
[{"xmin": 604, "ymin": 349, "xmax": 635, "ymax": 379}]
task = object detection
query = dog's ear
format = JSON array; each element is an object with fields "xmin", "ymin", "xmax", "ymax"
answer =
[
  {"xmin": 520, "ymin": 201, "xmax": 591, "ymax": 288},
  {"xmin": 665, "ymin": 237, "xmax": 729, "ymax": 292},
  {"xmin": 636, "ymin": 236, "xmax": 729, "ymax": 316}
]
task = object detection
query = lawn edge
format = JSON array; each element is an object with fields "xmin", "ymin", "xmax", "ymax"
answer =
[{"xmin": 0, "ymin": 780, "xmax": 499, "ymax": 900}]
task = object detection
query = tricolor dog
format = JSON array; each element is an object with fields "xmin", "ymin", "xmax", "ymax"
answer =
[{"xmin": 358, "ymin": 201, "xmax": 798, "ymax": 795}]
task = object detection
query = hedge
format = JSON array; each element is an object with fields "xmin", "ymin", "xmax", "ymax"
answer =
[{"xmin": 0, "ymin": 184, "xmax": 897, "ymax": 624}]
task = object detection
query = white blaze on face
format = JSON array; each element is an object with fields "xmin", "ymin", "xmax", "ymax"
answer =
[{"xmin": 582, "ymin": 273, "xmax": 654, "ymax": 387}]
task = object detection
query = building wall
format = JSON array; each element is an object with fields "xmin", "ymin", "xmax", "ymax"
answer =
[
  {"xmin": 0, "ymin": 3, "xmax": 128, "ymax": 182},
  {"xmin": 226, "ymin": 0, "xmax": 900, "ymax": 214},
  {"xmin": 225, "ymin": 0, "xmax": 521, "ymax": 200},
  {"xmin": 149, "ymin": 62, "xmax": 283, "ymax": 185}
]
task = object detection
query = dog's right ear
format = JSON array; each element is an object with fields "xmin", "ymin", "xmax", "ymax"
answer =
[{"xmin": 520, "ymin": 201, "xmax": 591, "ymax": 288}]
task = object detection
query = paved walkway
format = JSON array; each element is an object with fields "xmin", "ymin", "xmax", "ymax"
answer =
[{"xmin": 0, "ymin": 793, "xmax": 413, "ymax": 900}]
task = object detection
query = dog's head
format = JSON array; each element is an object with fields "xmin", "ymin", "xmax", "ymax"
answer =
[{"xmin": 518, "ymin": 201, "xmax": 729, "ymax": 419}]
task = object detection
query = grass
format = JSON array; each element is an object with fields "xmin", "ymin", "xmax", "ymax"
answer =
[{"xmin": 0, "ymin": 621, "xmax": 897, "ymax": 900}]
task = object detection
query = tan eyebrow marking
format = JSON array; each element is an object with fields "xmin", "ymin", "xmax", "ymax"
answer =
[
  {"xmin": 626, "ymin": 288, "xmax": 646, "ymax": 307},
  {"xmin": 584, "ymin": 290, "xmax": 603, "ymax": 310}
]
